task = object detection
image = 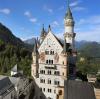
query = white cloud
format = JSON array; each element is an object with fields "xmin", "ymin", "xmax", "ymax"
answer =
[
  {"xmin": 75, "ymin": 15, "xmax": 100, "ymax": 42},
  {"xmin": 24, "ymin": 11, "xmax": 37, "ymax": 23},
  {"xmin": 0, "ymin": 8, "xmax": 11, "ymax": 14},
  {"xmin": 24, "ymin": 11, "xmax": 31, "ymax": 17},
  {"xmin": 43, "ymin": 5, "xmax": 53, "ymax": 13},
  {"xmin": 87, "ymin": 15, "xmax": 100, "ymax": 24},
  {"xmin": 77, "ymin": 19, "xmax": 86, "ymax": 25},
  {"xmin": 72, "ymin": 7, "xmax": 86, "ymax": 11},
  {"xmin": 30, "ymin": 18, "xmax": 37, "ymax": 23},
  {"xmin": 69, "ymin": 0, "xmax": 86, "ymax": 12},
  {"xmin": 51, "ymin": 21, "xmax": 59, "ymax": 27},
  {"xmin": 77, "ymin": 15, "xmax": 100, "ymax": 26},
  {"xmin": 70, "ymin": 1, "xmax": 82, "ymax": 7},
  {"xmin": 76, "ymin": 26, "xmax": 100, "ymax": 42}
]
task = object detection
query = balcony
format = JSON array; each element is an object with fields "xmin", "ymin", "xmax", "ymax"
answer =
[{"xmin": 45, "ymin": 65, "xmax": 57, "ymax": 69}]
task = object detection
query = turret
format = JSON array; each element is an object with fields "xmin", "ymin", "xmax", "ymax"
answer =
[
  {"xmin": 64, "ymin": 0, "xmax": 76, "ymax": 50},
  {"xmin": 31, "ymin": 39, "xmax": 39, "ymax": 78},
  {"xmin": 64, "ymin": 0, "xmax": 77, "ymax": 80},
  {"xmin": 40, "ymin": 24, "xmax": 47, "ymax": 43},
  {"xmin": 48, "ymin": 24, "xmax": 52, "ymax": 33}
]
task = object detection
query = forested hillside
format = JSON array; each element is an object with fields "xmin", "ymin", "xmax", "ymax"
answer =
[
  {"xmin": 77, "ymin": 42, "xmax": 100, "ymax": 75},
  {"xmin": 0, "ymin": 23, "xmax": 32, "ymax": 76}
]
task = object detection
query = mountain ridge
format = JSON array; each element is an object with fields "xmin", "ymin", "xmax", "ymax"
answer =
[{"xmin": 0, "ymin": 23, "xmax": 33, "ymax": 51}]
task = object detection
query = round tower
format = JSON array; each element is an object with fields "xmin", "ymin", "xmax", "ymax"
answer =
[
  {"xmin": 31, "ymin": 39, "xmax": 39, "ymax": 78},
  {"xmin": 64, "ymin": 1, "xmax": 76, "ymax": 50}
]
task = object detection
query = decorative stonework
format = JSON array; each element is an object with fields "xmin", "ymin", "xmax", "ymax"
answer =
[
  {"xmin": 64, "ymin": 33, "xmax": 76, "ymax": 38},
  {"xmin": 65, "ymin": 20, "xmax": 74, "ymax": 26},
  {"xmin": 40, "ymin": 52, "xmax": 45, "ymax": 62},
  {"xmin": 54, "ymin": 53, "xmax": 59, "ymax": 63}
]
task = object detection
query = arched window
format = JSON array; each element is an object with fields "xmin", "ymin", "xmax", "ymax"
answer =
[
  {"xmin": 54, "ymin": 79, "xmax": 60, "ymax": 86},
  {"xmin": 54, "ymin": 71, "xmax": 60, "ymax": 75},
  {"xmin": 54, "ymin": 90, "xmax": 56, "ymax": 93},
  {"xmin": 50, "ymin": 71, "xmax": 51, "ymax": 74},
  {"xmin": 63, "ymin": 72, "xmax": 64, "ymax": 76},
  {"xmin": 62, "ymin": 61, "xmax": 64, "ymax": 65},
  {"xmin": 48, "ymin": 70, "xmax": 51, "ymax": 75},
  {"xmin": 40, "ymin": 88, "xmax": 42, "ymax": 91},
  {"xmin": 46, "ymin": 60, "xmax": 48, "ymax": 64},
  {"xmin": 50, "ymin": 51, "xmax": 52, "ymax": 55},
  {"xmin": 51, "ymin": 60, "xmax": 53, "ymax": 64},
  {"xmin": 43, "ymin": 70, "xmax": 45, "ymax": 74},
  {"xmin": 49, "ymin": 60, "xmax": 51, "ymax": 64},
  {"xmin": 48, "ymin": 79, "xmax": 51, "ymax": 84},
  {"xmin": 50, "ymin": 89, "xmax": 51, "ymax": 93},
  {"xmin": 45, "ymin": 50, "xmax": 49, "ymax": 55},
  {"xmin": 43, "ymin": 88, "xmax": 45, "ymax": 92},
  {"xmin": 59, "ymin": 90, "xmax": 62, "ymax": 95},
  {"xmin": 53, "ymin": 51, "xmax": 54, "ymax": 55},
  {"xmin": 40, "ymin": 78, "xmax": 45, "ymax": 83},
  {"xmin": 48, "ymin": 89, "xmax": 52, "ymax": 93},
  {"xmin": 50, "ymin": 50, "xmax": 55, "ymax": 55},
  {"xmin": 42, "ymin": 70, "xmax": 43, "ymax": 74},
  {"xmin": 43, "ymin": 79, "xmax": 45, "ymax": 83}
]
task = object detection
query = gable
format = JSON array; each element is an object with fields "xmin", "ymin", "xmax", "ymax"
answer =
[{"xmin": 38, "ymin": 31, "xmax": 63, "ymax": 54}]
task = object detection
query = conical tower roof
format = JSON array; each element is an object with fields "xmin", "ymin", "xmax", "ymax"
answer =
[
  {"xmin": 40, "ymin": 24, "xmax": 47, "ymax": 37},
  {"xmin": 48, "ymin": 25, "xmax": 51, "ymax": 32},
  {"xmin": 65, "ymin": 0, "xmax": 73, "ymax": 19}
]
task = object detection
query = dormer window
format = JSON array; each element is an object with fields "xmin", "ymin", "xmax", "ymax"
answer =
[
  {"xmin": 45, "ymin": 50, "xmax": 49, "ymax": 55},
  {"xmin": 50, "ymin": 50, "xmax": 54, "ymax": 55}
]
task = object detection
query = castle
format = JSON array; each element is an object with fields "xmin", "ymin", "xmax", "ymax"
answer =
[{"xmin": 31, "ymin": 1, "xmax": 77, "ymax": 99}]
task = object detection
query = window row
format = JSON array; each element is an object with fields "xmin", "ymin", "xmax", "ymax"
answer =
[
  {"xmin": 40, "ymin": 70, "xmax": 45, "ymax": 74},
  {"xmin": 40, "ymin": 79, "xmax": 60, "ymax": 86},
  {"xmin": 45, "ymin": 51, "xmax": 54, "ymax": 55},
  {"xmin": 40, "ymin": 70, "xmax": 60, "ymax": 76},
  {"xmin": 46, "ymin": 60, "xmax": 53, "ymax": 64},
  {"xmin": 40, "ymin": 79, "xmax": 45, "ymax": 83},
  {"xmin": 40, "ymin": 87, "xmax": 62, "ymax": 95},
  {"xmin": 40, "ymin": 88, "xmax": 54, "ymax": 93},
  {"xmin": 54, "ymin": 81, "xmax": 60, "ymax": 86}
]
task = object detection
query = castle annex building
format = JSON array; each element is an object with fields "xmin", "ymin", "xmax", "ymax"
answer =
[{"xmin": 31, "ymin": 1, "xmax": 77, "ymax": 99}]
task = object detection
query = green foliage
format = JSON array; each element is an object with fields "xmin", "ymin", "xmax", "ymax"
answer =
[
  {"xmin": 77, "ymin": 42, "xmax": 100, "ymax": 75},
  {"xmin": 0, "ymin": 43, "xmax": 32, "ymax": 76},
  {"xmin": 0, "ymin": 22, "xmax": 33, "ymax": 76}
]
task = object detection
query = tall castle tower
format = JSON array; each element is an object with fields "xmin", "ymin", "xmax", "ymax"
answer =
[
  {"xmin": 31, "ymin": 0, "xmax": 77, "ymax": 99},
  {"xmin": 64, "ymin": 0, "xmax": 76, "ymax": 80},
  {"xmin": 64, "ymin": 0, "xmax": 76, "ymax": 50}
]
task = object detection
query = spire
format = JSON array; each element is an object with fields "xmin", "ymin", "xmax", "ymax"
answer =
[
  {"xmin": 48, "ymin": 24, "xmax": 51, "ymax": 32},
  {"xmin": 65, "ymin": 0, "xmax": 73, "ymax": 19},
  {"xmin": 40, "ymin": 24, "xmax": 45, "ymax": 37}
]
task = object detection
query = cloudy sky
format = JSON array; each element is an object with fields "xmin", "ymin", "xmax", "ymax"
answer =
[{"xmin": 0, "ymin": 0, "xmax": 100, "ymax": 42}]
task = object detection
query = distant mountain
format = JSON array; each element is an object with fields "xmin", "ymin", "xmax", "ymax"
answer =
[
  {"xmin": 75, "ymin": 40, "xmax": 88, "ymax": 49},
  {"xmin": 24, "ymin": 38, "xmax": 35, "ymax": 45},
  {"xmin": 0, "ymin": 23, "xmax": 24, "ymax": 46},
  {"xmin": 24, "ymin": 37, "xmax": 98, "ymax": 50},
  {"xmin": 0, "ymin": 23, "xmax": 32, "ymax": 50},
  {"xmin": 0, "ymin": 22, "xmax": 32, "ymax": 76},
  {"xmin": 79, "ymin": 41, "xmax": 100, "ymax": 58}
]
